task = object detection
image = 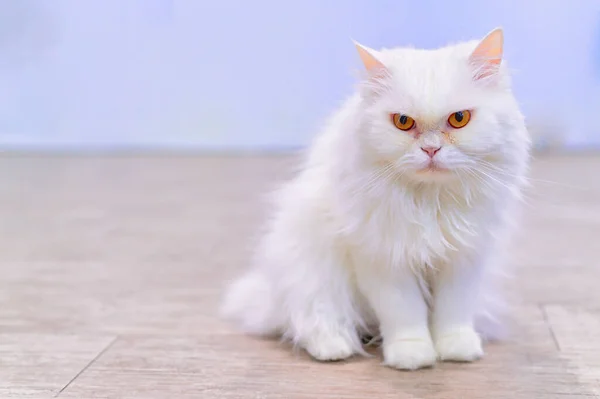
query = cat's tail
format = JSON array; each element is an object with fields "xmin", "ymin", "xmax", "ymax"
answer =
[
  {"xmin": 475, "ymin": 253, "xmax": 512, "ymax": 342},
  {"xmin": 475, "ymin": 293, "xmax": 509, "ymax": 342},
  {"xmin": 220, "ymin": 271, "xmax": 283, "ymax": 337},
  {"xmin": 476, "ymin": 200, "xmax": 524, "ymax": 342}
]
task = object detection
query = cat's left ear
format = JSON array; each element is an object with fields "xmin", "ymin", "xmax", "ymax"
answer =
[{"xmin": 469, "ymin": 28, "xmax": 503, "ymax": 80}]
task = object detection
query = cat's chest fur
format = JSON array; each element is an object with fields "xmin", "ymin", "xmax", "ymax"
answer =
[{"xmin": 345, "ymin": 181, "xmax": 489, "ymax": 269}]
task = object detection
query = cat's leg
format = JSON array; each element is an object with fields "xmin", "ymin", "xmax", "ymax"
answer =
[
  {"xmin": 298, "ymin": 319, "xmax": 359, "ymax": 362},
  {"xmin": 285, "ymin": 252, "xmax": 363, "ymax": 362},
  {"xmin": 289, "ymin": 286, "xmax": 362, "ymax": 361},
  {"xmin": 357, "ymin": 267, "xmax": 436, "ymax": 370},
  {"xmin": 431, "ymin": 261, "xmax": 484, "ymax": 362},
  {"xmin": 224, "ymin": 258, "xmax": 360, "ymax": 361}
]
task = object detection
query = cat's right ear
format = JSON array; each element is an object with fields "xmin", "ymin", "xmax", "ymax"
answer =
[
  {"xmin": 353, "ymin": 41, "xmax": 390, "ymax": 99},
  {"xmin": 353, "ymin": 41, "xmax": 387, "ymax": 75}
]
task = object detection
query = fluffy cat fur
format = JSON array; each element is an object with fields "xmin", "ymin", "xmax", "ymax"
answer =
[{"xmin": 222, "ymin": 28, "xmax": 530, "ymax": 370}]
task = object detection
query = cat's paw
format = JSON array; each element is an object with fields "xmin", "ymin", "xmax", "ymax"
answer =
[
  {"xmin": 434, "ymin": 327, "xmax": 483, "ymax": 362},
  {"xmin": 383, "ymin": 336, "xmax": 437, "ymax": 370},
  {"xmin": 303, "ymin": 332, "xmax": 356, "ymax": 361}
]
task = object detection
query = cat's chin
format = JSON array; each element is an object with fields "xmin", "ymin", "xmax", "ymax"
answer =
[
  {"xmin": 409, "ymin": 167, "xmax": 456, "ymax": 184},
  {"xmin": 416, "ymin": 165, "xmax": 449, "ymax": 174}
]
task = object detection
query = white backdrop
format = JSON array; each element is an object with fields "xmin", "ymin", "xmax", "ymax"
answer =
[{"xmin": 0, "ymin": 0, "xmax": 598, "ymax": 150}]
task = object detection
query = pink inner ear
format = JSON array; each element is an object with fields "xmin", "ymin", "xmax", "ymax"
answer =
[
  {"xmin": 469, "ymin": 29, "xmax": 503, "ymax": 80},
  {"xmin": 472, "ymin": 48, "xmax": 502, "ymax": 65},
  {"xmin": 354, "ymin": 42, "xmax": 386, "ymax": 73}
]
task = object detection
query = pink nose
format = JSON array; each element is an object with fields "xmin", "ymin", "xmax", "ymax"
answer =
[{"xmin": 421, "ymin": 146, "xmax": 441, "ymax": 158}]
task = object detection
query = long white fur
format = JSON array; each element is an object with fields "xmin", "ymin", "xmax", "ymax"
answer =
[{"xmin": 221, "ymin": 31, "xmax": 530, "ymax": 370}]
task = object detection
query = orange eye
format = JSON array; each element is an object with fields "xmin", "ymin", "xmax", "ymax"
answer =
[
  {"xmin": 448, "ymin": 110, "xmax": 471, "ymax": 129},
  {"xmin": 391, "ymin": 113, "xmax": 415, "ymax": 131}
]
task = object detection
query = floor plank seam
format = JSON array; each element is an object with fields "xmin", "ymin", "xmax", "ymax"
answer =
[
  {"xmin": 539, "ymin": 304, "xmax": 561, "ymax": 352},
  {"xmin": 54, "ymin": 336, "xmax": 120, "ymax": 397}
]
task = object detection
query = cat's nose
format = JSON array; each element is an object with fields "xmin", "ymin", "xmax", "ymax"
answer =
[{"xmin": 420, "ymin": 146, "xmax": 441, "ymax": 158}]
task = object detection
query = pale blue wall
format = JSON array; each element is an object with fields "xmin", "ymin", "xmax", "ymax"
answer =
[{"xmin": 0, "ymin": 0, "xmax": 598, "ymax": 150}]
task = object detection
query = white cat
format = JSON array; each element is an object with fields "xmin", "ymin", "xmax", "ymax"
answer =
[{"xmin": 222, "ymin": 28, "xmax": 530, "ymax": 370}]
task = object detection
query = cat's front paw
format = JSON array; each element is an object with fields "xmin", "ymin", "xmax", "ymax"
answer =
[
  {"xmin": 383, "ymin": 336, "xmax": 437, "ymax": 370},
  {"xmin": 303, "ymin": 332, "xmax": 356, "ymax": 361},
  {"xmin": 434, "ymin": 327, "xmax": 483, "ymax": 362}
]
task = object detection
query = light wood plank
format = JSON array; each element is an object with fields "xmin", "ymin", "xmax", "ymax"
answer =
[
  {"xmin": 544, "ymin": 306, "xmax": 600, "ymax": 396},
  {"xmin": 0, "ymin": 154, "xmax": 597, "ymax": 398},
  {"xmin": 0, "ymin": 334, "xmax": 115, "ymax": 398},
  {"xmin": 59, "ymin": 325, "xmax": 590, "ymax": 399}
]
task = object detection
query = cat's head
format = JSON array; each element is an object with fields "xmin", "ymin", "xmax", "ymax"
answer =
[{"xmin": 354, "ymin": 29, "xmax": 529, "ymax": 185}]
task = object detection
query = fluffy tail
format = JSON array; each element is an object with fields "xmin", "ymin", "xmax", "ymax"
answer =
[
  {"xmin": 220, "ymin": 272, "xmax": 282, "ymax": 337},
  {"xmin": 475, "ymin": 294, "xmax": 509, "ymax": 342},
  {"xmin": 474, "ymin": 252, "xmax": 513, "ymax": 342}
]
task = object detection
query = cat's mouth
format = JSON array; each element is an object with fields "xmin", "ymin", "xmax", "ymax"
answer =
[{"xmin": 416, "ymin": 164, "xmax": 449, "ymax": 174}]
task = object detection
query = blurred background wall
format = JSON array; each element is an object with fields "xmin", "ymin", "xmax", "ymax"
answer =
[{"xmin": 0, "ymin": 0, "xmax": 598, "ymax": 151}]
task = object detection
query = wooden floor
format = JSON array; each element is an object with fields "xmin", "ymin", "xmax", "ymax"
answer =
[{"xmin": 1, "ymin": 153, "xmax": 599, "ymax": 398}]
